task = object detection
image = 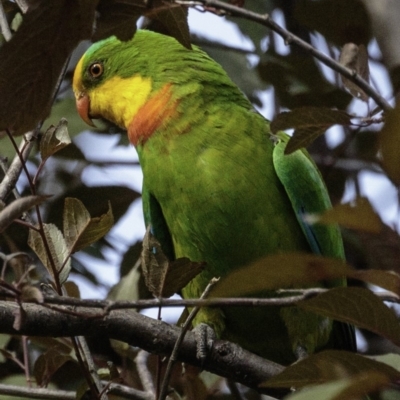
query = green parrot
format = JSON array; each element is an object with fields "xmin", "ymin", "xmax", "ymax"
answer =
[{"xmin": 73, "ymin": 29, "xmax": 355, "ymax": 365}]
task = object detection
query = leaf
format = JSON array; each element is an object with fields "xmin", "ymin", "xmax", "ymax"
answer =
[
  {"xmin": 270, "ymin": 107, "xmax": 352, "ymax": 154},
  {"xmin": 0, "ymin": 0, "xmax": 98, "ymax": 135},
  {"xmin": 370, "ymin": 354, "xmax": 400, "ymax": 373},
  {"xmin": 380, "ymin": 102, "xmax": 400, "ymax": 186},
  {"xmin": 263, "ymin": 350, "xmax": 398, "ymax": 389},
  {"xmin": 349, "ymin": 269, "xmax": 400, "ymax": 296},
  {"xmin": 305, "ymin": 196, "xmax": 383, "ymax": 233},
  {"xmin": 282, "ymin": 372, "xmax": 390, "ymax": 400},
  {"xmin": 40, "ymin": 118, "xmax": 71, "ymax": 161},
  {"xmin": 63, "ymin": 197, "xmax": 114, "ymax": 253},
  {"xmin": 93, "ymin": 0, "xmax": 139, "ymax": 42},
  {"xmin": 47, "ymin": 186, "xmax": 139, "ymax": 230},
  {"xmin": 210, "ymin": 253, "xmax": 349, "ymax": 298},
  {"xmin": 34, "ymin": 346, "xmax": 74, "ymax": 387},
  {"xmin": 258, "ymin": 51, "xmax": 352, "ymax": 110},
  {"xmin": 0, "ymin": 195, "xmax": 50, "ymax": 233},
  {"xmin": 28, "ymin": 223, "xmax": 71, "ymax": 284},
  {"xmin": 141, "ymin": 226, "xmax": 205, "ymax": 297},
  {"xmin": 298, "ymin": 287, "xmax": 400, "ymax": 346},
  {"xmin": 293, "ymin": 0, "xmax": 372, "ymax": 46},
  {"xmin": 108, "ymin": 262, "xmax": 141, "ymax": 301},
  {"xmin": 146, "ymin": 1, "xmax": 191, "ymax": 49},
  {"xmin": 339, "ymin": 43, "xmax": 370, "ymax": 102}
]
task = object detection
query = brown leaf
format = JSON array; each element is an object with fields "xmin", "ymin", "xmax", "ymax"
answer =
[
  {"xmin": 263, "ymin": 350, "xmax": 398, "ymax": 389},
  {"xmin": 0, "ymin": 0, "xmax": 97, "ymax": 134},
  {"xmin": 0, "ymin": 195, "xmax": 50, "ymax": 233},
  {"xmin": 141, "ymin": 226, "xmax": 205, "ymax": 297},
  {"xmin": 298, "ymin": 287, "xmax": 400, "ymax": 346},
  {"xmin": 339, "ymin": 43, "xmax": 370, "ymax": 102},
  {"xmin": 40, "ymin": 118, "xmax": 71, "ymax": 161},
  {"xmin": 270, "ymin": 107, "xmax": 352, "ymax": 154},
  {"xmin": 380, "ymin": 102, "xmax": 400, "ymax": 185},
  {"xmin": 94, "ymin": 0, "xmax": 140, "ymax": 41},
  {"xmin": 63, "ymin": 197, "xmax": 114, "ymax": 253},
  {"xmin": 146, "ymin": 2, "xmax": 191, "ymax": 49},
  {"xmin": 210, "ymin": 253, "xmax": 349, "ymax": 298},
  {"xmin": 350, "ymin": 269, "xmax": 400, "ymax": 296},
  {"xmin": 34, "ymin": 346, "xmax": 74, "ymax": 386},
  {"xmin": 306, "ymin": 196, "xmax": 383, "ymax": 233},
  {"xmin": 28, "ymin": 223, "xmax": 71, "ymax": 284}
]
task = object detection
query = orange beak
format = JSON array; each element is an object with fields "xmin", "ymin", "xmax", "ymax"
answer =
[{"xmin": 76, "ymin": 92, "xmax": 96, "ymax": 127}]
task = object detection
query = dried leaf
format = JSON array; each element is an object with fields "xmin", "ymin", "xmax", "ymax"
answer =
[
  {"xmin": 380, "ymin": 102, "xmax": 400, "ymax": 186},
  {"xmin": 63, "ymin": 281, "xmax": 80, "ymax": 298},
  {"xmin": 263, "ymin": 350, "xmax": 399, "ymax": 389},
  {"xmin": 40, "ymin": 118, "xmax": 71, "ymax": 161},
  {"xmin": 0, "ymin": 195, "xmax": 50, "ymax": 233},
  {"xmin": 270, "ymin": 107, "xmax": 352, "ymax": 154},
  {"xmin": 306, "ymin": 197, "xmax": 382, "ymax": 233},
  {"xmin": 339, "ymin": 43, "xmax": 370, "ymax": 101},
  {"xmin": 28, "ymin": 223, "xmax": 71, "ymax": 284},
  {"xmin": 299, "ymin": 287, "xmax": 400, "ymax": 346},
  {"xmin": 141, "ymin": 226, "xmax": 205, "ymax": 297},
  {"xmin": 63, "ymin": 197, "xmax": 114, "ymax": 253}
]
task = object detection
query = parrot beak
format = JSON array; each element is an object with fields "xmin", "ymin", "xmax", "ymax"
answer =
[{"xmin": 75, "ymin": 91, "xmax": 96, "ymax": 127}]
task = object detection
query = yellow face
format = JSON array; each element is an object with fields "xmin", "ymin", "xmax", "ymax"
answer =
[{"xmin": 73, "ymin": 54, "xmax": 153, "ymax": 130}]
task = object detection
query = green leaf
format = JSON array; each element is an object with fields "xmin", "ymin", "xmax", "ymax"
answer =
[
  {"xmin": 40, "ymin": 118, "xmax": 71, "ymax": 161},
  {"xmin": 298, "ymin": 287, "xmax": 400, "ymax": 346},
  {"xmin": 28, "ymin": 223, "xmax": 71, "ymax": 285},
  {"xmin": 270, "ymin": 107, "xmax": 351, "ymax": 154}
]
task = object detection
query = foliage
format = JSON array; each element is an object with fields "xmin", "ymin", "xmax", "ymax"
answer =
[{"xmin": 0, "ymin": 0, "xmax": 399, "ymax": 399}]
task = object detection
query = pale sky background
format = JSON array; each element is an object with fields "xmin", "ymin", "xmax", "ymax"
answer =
[{"xmin": 69, "ymin": 9, "xmax": 398, "ymax": 338}]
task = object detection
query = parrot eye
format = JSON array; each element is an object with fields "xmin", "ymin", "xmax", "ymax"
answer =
[{"xmin": 88, "ymin": 62, "xmax": 104, "ymax": 78}]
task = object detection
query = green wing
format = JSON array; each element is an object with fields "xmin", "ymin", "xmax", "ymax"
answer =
[{"xmin": 273, "ymin": 132, "xmax": 356, "ymax": 352}]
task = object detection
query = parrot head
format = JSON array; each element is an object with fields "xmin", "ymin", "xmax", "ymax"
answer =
[{"xmin": 72, "ymin": 30, "xmax": 245, "ymax": 145}]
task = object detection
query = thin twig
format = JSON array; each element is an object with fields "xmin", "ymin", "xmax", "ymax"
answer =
[
  {"xmin": 1, "ymin": 286, "xmax": 399, "ymax": 310},
  {"xmin": 135, "ymin": 350, "xmax": 155, "ymax": 395},
  {"xmin": 0, "ymin": 383, "xmax": 75, "ymax": 399},
  {"xmin": 158, "ymin": 277, "xmax": 219, "ymax": 400},
  {"xmin": 0, "ymin": 0, "xmax": 12, "ymax": 41},
  {"xmin": 176, "ymin": 0, "xmax": 392, "ymax": 112},
  {"xmin": 77, "ymin": 336, "xmax": 109, "ymax": 400},
  {"xmin": 0, "ymin": 133, "xmax": 36, "ymax": 202}
]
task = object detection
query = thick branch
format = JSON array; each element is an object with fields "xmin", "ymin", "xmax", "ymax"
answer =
[
  {"xmin": 176, "ymin": 0, "xmax": 392, "ymax": 112},
  {"xmin": 0, "ymin": 300, "xmax": 284, "ymax": 393}
]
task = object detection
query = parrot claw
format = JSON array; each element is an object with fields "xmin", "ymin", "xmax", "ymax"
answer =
[{"xmin": 194, "ymin": 323, "xmax": 216, "ymax": 364}]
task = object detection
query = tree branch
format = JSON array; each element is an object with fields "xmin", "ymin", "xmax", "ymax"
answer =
[
  {"xmin": 176, "ymin": 0, "xmax": 392, "ymax": 112},
  {"xmin": 0, "ymin": 300, "xmax": 284, "ymax": 393}
]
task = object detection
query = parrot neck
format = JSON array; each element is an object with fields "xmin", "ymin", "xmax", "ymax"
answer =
[{"xmin": 127, "ymin": 83, "xmax": 179, "ymax": 146}]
